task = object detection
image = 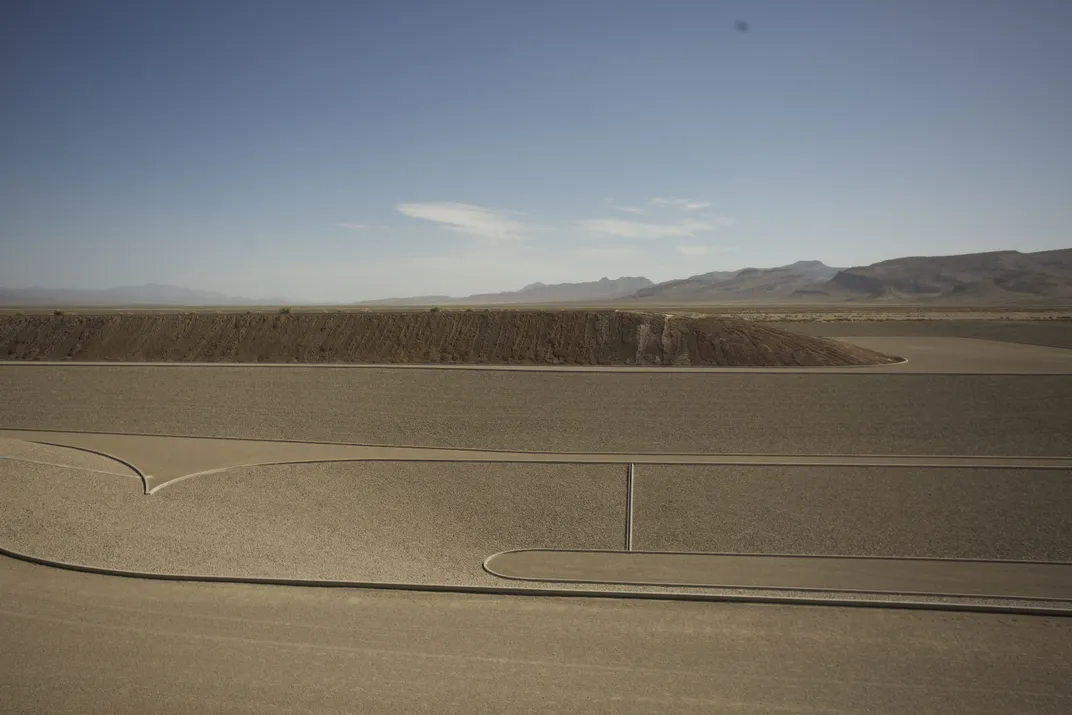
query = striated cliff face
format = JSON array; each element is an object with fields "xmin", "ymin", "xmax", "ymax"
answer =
[{"xmin": 0, "ymin": 311, "xmax": 898, "ymax": 367}]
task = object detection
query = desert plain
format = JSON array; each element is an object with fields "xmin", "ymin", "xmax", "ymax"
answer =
[{"xmin": 2, "ymin": 305, "xmax": 1071, "ymax": 714}]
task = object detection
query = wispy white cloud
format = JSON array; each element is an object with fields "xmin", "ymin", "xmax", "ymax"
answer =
[
  {"xmin": 396, "ymin": 202, "xmax": 534, "ymax": 240},
  {"xmin": 602, "ymin": 198, "xmax": 646, "ymax": 214},
  {"xmin": 649, "ymin": 197, "xmax": 712, "ymax": 211},
  {"xmin": 335, "ymin": 222, "xmax": 388, "ymax": 230},
  {"xmin": 578, "ymin": 215, "xmax": 732, "ymax": 240}
]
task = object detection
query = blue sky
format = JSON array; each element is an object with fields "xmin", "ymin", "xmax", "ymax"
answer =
[{"xmin": 2, "ymin": 0, "xmax": 1070, "ymax": 302}]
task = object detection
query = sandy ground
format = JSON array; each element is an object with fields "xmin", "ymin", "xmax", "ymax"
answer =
[
  {"xmin": 0, "ymin": 311, "xmax": 898, "ymax": 366},
  {"xmin": 631, "ymin": 465, "xmax": 1072, "ymax": 560},
  {"xmin": 0, "ymin": 456, "xmax": 625, "ymax": 585},
  {"xmin": 3, "ymin": 362, "xmax": 1070, "ymax": 455},
  {"xmin": 3, "ymin": 436, "xmax": 1069, "ymax": 607},
  {"xmin": 5, "ymin": 557, "xmax": 1071, "ymax": 715},
  {"xmin": 2, "ymin": 326, "xmax": 1071, "ymax": 714},
  {"xmin": 774, "ymin": 318, "xmax": 1072, "ymax": 349}
]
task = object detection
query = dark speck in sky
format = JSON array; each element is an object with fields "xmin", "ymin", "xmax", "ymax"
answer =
[{"xmin": 736, "ymin": 20, "xmax": 750, "ymax": 32}]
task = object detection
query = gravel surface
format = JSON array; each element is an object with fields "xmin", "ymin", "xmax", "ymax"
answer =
[
  {"xmin": 632, "ymin": 465, "xmax": 1072, "ymax": 560},
  {"xmin": 3, "ymin": 366, "xmax": 1070, "ymax": 456}
]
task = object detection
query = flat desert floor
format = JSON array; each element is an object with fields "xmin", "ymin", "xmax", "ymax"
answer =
[{"xmin": 2, "ymin": 316, "xmax": 1071, "ymax": 714}]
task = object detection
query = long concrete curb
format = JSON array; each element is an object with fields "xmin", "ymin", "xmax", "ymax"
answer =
[
  {"xmin": 2, "ymin": 544, "xmax": 1070, "ymax": 618},
  {"xmin": 143, "ymin": 455, "xmax": 1072, "ymax": 494},
  {"xmin": 482, "ymin": 548, "xmax": 1072, "ymax": 602},
  {"xmin": 7, "ymin": 427, "xmax": 1072, "ymax": 463},
  {"xmin": 4, "ymin": 357, "xmax": 1071, "ymax": 376},
  {"xmin": 0, "ymin": 358, "xmax": 910, "ymax": 373}
]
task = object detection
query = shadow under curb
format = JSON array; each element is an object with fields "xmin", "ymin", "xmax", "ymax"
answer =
[{"xmin": 1, "ymin": 544, "xmax": 1070, "ymax": 618}]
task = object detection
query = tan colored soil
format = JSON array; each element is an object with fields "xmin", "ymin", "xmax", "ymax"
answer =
[{"xmin": 0, "ymin": 311, "xmax": 898, "ymax": 366}]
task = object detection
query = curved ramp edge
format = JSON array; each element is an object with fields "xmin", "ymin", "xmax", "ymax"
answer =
[
  {"xmin": 0, "ymin": 437, "xmax": 143, "ymax": 479},
  {"xmin": 3, "ymin": 544, "xmax": 1071, "ymax": 618},
  {"xmin": 483, "ymin": 549, "xmax": 1072, "ymax": 602}
]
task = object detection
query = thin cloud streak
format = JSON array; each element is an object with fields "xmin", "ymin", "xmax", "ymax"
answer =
[
  {"xmin": 602, "ymin": 198, "xmax": 646, "ymax": 214},
  {"xmin": 649, "ymin": 197, "xmax": 712, "ymax": 211},
  {"xmin": 396, "ymin": 202, "xmax": 534, "ymax": 240}
]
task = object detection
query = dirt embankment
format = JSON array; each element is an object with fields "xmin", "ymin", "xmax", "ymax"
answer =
[{"xmin": 0, "ymin": 311, "xmax": 899, "ymax": 366}]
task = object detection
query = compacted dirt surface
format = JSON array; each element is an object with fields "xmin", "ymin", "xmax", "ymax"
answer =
[{"xmin": 0, "ymin": 311, "xmax": 898, "ymax": 366}]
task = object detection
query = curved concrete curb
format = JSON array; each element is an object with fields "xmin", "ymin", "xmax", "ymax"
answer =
[
  {"xmin": 21, "ymin": 439, "xmax": 149, "ymax": 494},
  {"xmin": 2, "ymin": 544, "xmax": 1070, "ymax": 618},
  {"xmin": 0, "ymin": 456, "xmax": 141, "ymax": 480},
  {"xmin": 483, "ymin": 548, "xmax": 1072, "ymax": 603},
  {"xmin": 146, "ymin": 458, "xmax": 633, "ymax": 494}
]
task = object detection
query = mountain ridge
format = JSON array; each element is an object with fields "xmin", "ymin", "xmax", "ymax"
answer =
[
  {"xmin": 3, "ymin": 248, "xmax": 1070, "ymax": 307},
  {"xmin": 807, "ymin": 248, "xmax": 1072, "ymax": 302},
  {"xmin": 0, "ymin": 284, "xmax": 292, "ymax": 306},
  {"xmin": 353, "ymin": 276, "xmax": 654, "ymax": 306},
  {"xmin": 627, "ymin": 260, "xmax": 844, "ymax": 301}
]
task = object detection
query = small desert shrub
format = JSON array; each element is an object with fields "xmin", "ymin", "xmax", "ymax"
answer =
[
  {"xmin": 278, "ymin": 307, "xmax": 292, "ymax": 314},
  {"xmin": 429, "ymin": 306, "xmax": 441, "ymax": 312},
  {"xmin": 53, "ymin": 309, "xmax": 64, "ymax": 316}
]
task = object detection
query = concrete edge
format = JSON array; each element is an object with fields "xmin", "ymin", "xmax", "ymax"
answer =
[
  {"xmin": 10, "ymin": 362, "xmax": 1072, "ymax": 375},
  {"xmin": 5, "ymin": 428, "xmax": 1072, "ymax": 463},
  {"xmin": 1, "ymin": 544, "xmax": 1070, "ymax": 618},
  {"xmin": 482, "ymin": 549, "xmax": 1072, "ymax": 603},
  {"xmin": 485, "ymin": 547, "xmax": 1072, "ymax": 566},
  {"xmin": 0, "ymin": 455, "xmax": 142, "ymax": 481},
  {"xmin": 0, "ymin": 356, "xmax": 910, "ymax": 372},
  {"xmin": 144, "ymin": 455, "xmax": 1072, "ymax": 494},
  {"xmin": 145, "ymin": 458, "xmax": 627, "ymax": 494},
  {"xmin": 11, "ymin": 439, "xmax": 148, "ymax": 494}
]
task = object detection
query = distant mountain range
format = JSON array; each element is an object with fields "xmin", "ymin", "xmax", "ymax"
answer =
[
  {"xmin": 621, "ymin": 249, "xmax": 1072, "ymax": 303},
  {"xmin": 0, "ymin": 284, "xmax": 290, "ymax": 307},
  {"xmin": 629, "ymin": 260, "xmax": 844, "ymax": 301},
  {"xmin": 354, "ymin": 276, "xmax": 654, "ymax": 306},
  {"xmin": 813, "ymin": 248, "xmax": 1072, "ymax": 302},
  {"xmin": 3, "ymin": 248, "xmax": 1070, "ymax": 307}
]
